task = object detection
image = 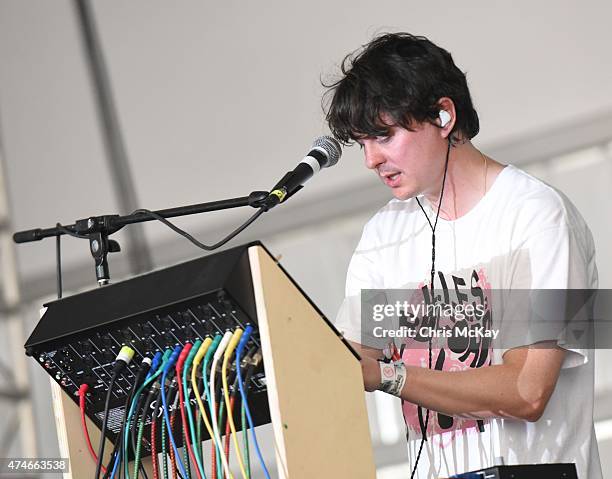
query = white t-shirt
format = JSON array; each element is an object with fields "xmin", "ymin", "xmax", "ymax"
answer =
[{"xmin": 335, "ymin": 165, "xmax": 602, "ymax": 478}]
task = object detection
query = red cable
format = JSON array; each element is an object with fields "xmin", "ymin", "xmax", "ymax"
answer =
[
  {"xmin": 169, "ymin": 411, "xmax": 178, "ymax": 479},
  {"xmin": 78, "ymin": 384, "xmax": 107, "ymax": 475},
  {"xmin": 151, "ymin": 412, "xmax": 159, "ymax": 479},
  {"xmin": 176, "ymin": 352, "xmax": 203, "ymax": 479}
]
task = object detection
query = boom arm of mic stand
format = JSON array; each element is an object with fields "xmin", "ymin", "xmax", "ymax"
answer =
[
  {"xmin": 12, "ymin": 190, "xmax": 271, "ymax": 285},
  {"xmin": 13, "ymin": 192, "xmax": 270, "ymax": 244}
]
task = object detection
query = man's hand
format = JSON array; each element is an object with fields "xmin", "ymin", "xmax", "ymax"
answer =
[
  {"xmin": 360, "ymin": 356, "xmax": 382, "ymax": 392},
  {"xmin": 347, "ymin": 340, "xmax": 385, "ymax": 392}
]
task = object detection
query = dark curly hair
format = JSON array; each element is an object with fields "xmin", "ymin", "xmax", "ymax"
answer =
[{"xmin": 323, "ymin": 33, "xmax": 480, "ymax": 145}]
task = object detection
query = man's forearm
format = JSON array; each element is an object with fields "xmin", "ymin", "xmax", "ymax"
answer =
[
  {"xmin": 360, "ymin": 344, "xmax": 565, "ymax": 422},
  {"xmin": 399, "ymin": 363, "xmax": 536, "ymax": 421}
]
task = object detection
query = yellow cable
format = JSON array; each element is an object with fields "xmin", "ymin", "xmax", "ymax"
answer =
[
  {"xmin": 211, "ymin": 331, "xmax": 234, "ymax": 479},
  {"xmin": 222, "ymin": 329, "xmax": 248, "ymax": 479},
  {"xmin": 191, "ymin": 338, "xmax": 216, "ymax": 461}
]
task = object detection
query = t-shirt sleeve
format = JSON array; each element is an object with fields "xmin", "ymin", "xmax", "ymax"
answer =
[
  {"xmin": 501, "ymin": 199, "xmax": 597, "ymax": 368},
  {"xmin": 334, "ymin": 222, "xmax": 387, "ymax": 348}
]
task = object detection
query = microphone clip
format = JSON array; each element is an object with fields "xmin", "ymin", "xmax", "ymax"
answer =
[{"xmin": 260, "ymin": 171, "xmax": 304, "ymax": 211}]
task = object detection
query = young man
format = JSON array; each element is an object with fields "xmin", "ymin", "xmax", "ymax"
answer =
[{"xmin": 327, "ymin": 33, "xmax": 601, "ymax": 478}]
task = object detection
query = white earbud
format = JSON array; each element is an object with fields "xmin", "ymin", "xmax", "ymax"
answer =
[{"xmin": 439, "ymin": 110, "xmax": 451, "ymax": 127}]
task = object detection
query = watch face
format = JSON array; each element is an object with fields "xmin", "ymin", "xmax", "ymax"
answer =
[{"xmin": 382, "ymin": 364, "xmax": 395, "ymax": 379}]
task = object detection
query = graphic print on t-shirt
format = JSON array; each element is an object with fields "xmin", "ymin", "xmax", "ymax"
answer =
[{"xmin": 400, "ymin": 267, "xmax": 492, "ymax": 444}]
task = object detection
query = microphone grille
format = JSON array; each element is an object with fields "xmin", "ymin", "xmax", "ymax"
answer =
[{"xmin": 312, "ymin": 135, "xmax": 342, "ymax": 167}]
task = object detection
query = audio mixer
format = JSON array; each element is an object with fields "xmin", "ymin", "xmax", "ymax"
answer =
[{"xmin": 24, "ymin": 242, "xmax": 272, "ymax": 456}]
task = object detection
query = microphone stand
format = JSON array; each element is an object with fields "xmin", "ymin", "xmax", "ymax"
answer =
[{"xmin": 13, "ymin": 191, "xmax": 270, "ymax": 286}]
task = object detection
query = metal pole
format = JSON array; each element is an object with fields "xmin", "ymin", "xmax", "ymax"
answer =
[
  {"xmin": 73, "ymin": 0, "xmax": 152, "ymax": 275},
  {"xmin": 0, "ymin": 110, "xmax": 38, "ymax": 459}
]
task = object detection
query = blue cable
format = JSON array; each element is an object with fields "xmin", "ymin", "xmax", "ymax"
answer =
[
  {"xmin": 236, "ymin": 326, "xmax": 270, "ymax": 479},
  {"xmin": 109, "ymin": 450, "xmax": 120, "ymax": 479},
  {"xmin": 161, "ymin": 345, "xmax": 189, "ymax": 479},
  {"xmin": 146, "ymin": 351, "xmax": 163, "ymax": 380}
]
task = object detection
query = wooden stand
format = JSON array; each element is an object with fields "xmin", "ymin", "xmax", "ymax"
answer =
[
  {"xmin": 248, "ymin": 245, "xmax": 375, "ymax": 478},
  {"xmin": 51, "ymin": 244, "xmax": 375, "ymax": 478}
]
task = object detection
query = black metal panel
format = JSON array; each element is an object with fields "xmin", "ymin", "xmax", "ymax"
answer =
[
  {"xmin": 25, "ymin": 242, "xmax": 260, "ymax": 349},
  {"xmin": 454, "ymin": 463, "xmax": 578, "ymax": 478}
]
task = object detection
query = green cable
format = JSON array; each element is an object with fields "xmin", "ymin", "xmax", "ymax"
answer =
[
  {"xmin": 202, "ymin": 334, "xmax": 222, "ymax": 477},
  {"xmin": 125, "ymin": 349, "xmax": 172, "ymax": 479},
  {"xmin": 161, "ymin": 417, "xmax": 168, "ymax": 479},
  {"xmin": 218, "ymin": 397, "xmax": 225, "ymax": 427},
  {"xmin": 218, "ymin": 398, "xmax": 225, "ymax": 446},
  {"xmin": 242, "ymin": 401, "xmax": 250, "ymax": 478},
  {"xmin": 133, "ymin": 411, "xmax": 147, "ymax": 478},
  {"xmin": 196, "ymin": 410, "xmax": 202, "ymax": 461},
  {"xmin": 182, "ymin": 427, "xmax": 191, "ymax": 479},
  {"xmin": 183, "ymin": 339, "xmax": 206, "ymax": 478}
]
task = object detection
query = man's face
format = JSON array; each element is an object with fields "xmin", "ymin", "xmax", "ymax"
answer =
[{"xmin": 357, "ymin": 121, "xmax": 448, "ymax": 200}]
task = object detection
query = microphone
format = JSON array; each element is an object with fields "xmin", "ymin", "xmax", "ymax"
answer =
[{"xmin": 265, "ymin": 135, "xmax": 342, "ymax": 209}]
